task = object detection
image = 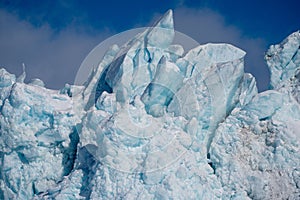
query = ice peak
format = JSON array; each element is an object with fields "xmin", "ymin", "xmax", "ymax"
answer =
[
  {"xmin": 145, "ymin": 9, "xmax": 174, "ymax": 48},
  {"xmin": 154, "ymin": 9, "xmax": 173, "ymax": 29}
]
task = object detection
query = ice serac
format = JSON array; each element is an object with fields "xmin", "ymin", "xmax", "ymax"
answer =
[
  {"xmin": 266, "ymin": 31, "xmax": 300, "ymax": 89},
  {"xmin": 83, "ymin": 9, "xmax": 174, "ymax": 110},
  {"xmin": 210, "ymin": 31, "xmax": 300, "ymax": 199},
  {"xmin": 0, "ymin": 9, "xmax": 299, "ymax": 200},
  {"xmin": 141, "ymin": 56, "xmax": 184, "ymax": 117},
  {"xmin": 169, "ymin": 43, "xmax": 248, "ymax": 152},
  {"xmin": 0, "ymin": 72, "xmax": 81, "ymax": 199}
]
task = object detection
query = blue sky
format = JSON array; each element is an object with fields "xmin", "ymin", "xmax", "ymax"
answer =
[{"xmin": 0, "ymin": 0, "xmax": 299, "ymax": 91}]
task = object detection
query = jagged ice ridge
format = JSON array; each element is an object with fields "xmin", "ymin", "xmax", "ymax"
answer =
[{"xmin": 0, "ymin": 10, "xmax": 299, "ymax": 199}]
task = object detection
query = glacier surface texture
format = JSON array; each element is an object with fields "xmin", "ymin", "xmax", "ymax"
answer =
[{"xmin": 0, "ymin": 10, "xmax": 299, "ymax": 199}]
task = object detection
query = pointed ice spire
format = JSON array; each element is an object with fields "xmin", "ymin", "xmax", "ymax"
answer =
[
  {"xmin": 17, "ymin": 63, "xmax": 26, "ymax": 83},
  {"xmin": 156, "ymin": 9, "xmax": 173, "ymax": 29},
  {"xmin": 82, "ymin": 10, "xmax": 175, "ymax": 110},
  {"xmin": 146, "ymin": 9, "xmax": 174, "ymax": 48}
]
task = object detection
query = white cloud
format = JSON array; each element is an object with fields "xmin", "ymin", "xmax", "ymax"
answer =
[{"xmin": 0, "ymin": 9, "xmax": 110, "ymax": 89}]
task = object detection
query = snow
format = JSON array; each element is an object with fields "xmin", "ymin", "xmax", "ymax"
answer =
[{"xmin": 0, "ymin": 9, "xmax": 299, "ymax": 199}]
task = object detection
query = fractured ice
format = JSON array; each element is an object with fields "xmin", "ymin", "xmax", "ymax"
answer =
[{"xmin": 0, "ymin": 10, "xmax": 299, "ymax": 199}]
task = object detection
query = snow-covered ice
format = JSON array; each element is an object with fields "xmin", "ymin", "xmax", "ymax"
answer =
[{"xmin": 0, "ymin": 10, "xmax": 299, "ymax": 199}]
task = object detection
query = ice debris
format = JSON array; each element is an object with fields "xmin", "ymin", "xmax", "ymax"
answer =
[{"xmin": 0, "ymin": 9, "xmax": 299, "ymax": 199}]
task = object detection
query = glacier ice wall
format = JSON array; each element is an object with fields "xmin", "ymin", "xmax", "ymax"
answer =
[{"xmin": 0, "ymin": 10, "xmax": 299, "ymax": 199}]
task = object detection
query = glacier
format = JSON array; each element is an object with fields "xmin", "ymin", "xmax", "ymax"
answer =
[{"xmin": 0, "ymin": 9, "xmax": 299, "ymax": 199}]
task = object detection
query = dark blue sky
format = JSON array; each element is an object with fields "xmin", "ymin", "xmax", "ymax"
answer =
[{"xmin": 0, "ymin": 0, "xmax": 299, "ymax": 91}]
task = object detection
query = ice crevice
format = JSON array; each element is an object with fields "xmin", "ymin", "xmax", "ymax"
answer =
[{"xmin": 0, "ymin": 9, "xmax": 300, "ymax": 199}]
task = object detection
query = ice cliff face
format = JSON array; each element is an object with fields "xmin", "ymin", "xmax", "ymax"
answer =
[{"xmin": 0, "ymin": 10, "xmax": 299, "ymax": 199}]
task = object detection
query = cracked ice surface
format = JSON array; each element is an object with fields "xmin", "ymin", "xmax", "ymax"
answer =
[{"xmin": 0, "ymin": 10, "xmax": 299, "ymax": 199}]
